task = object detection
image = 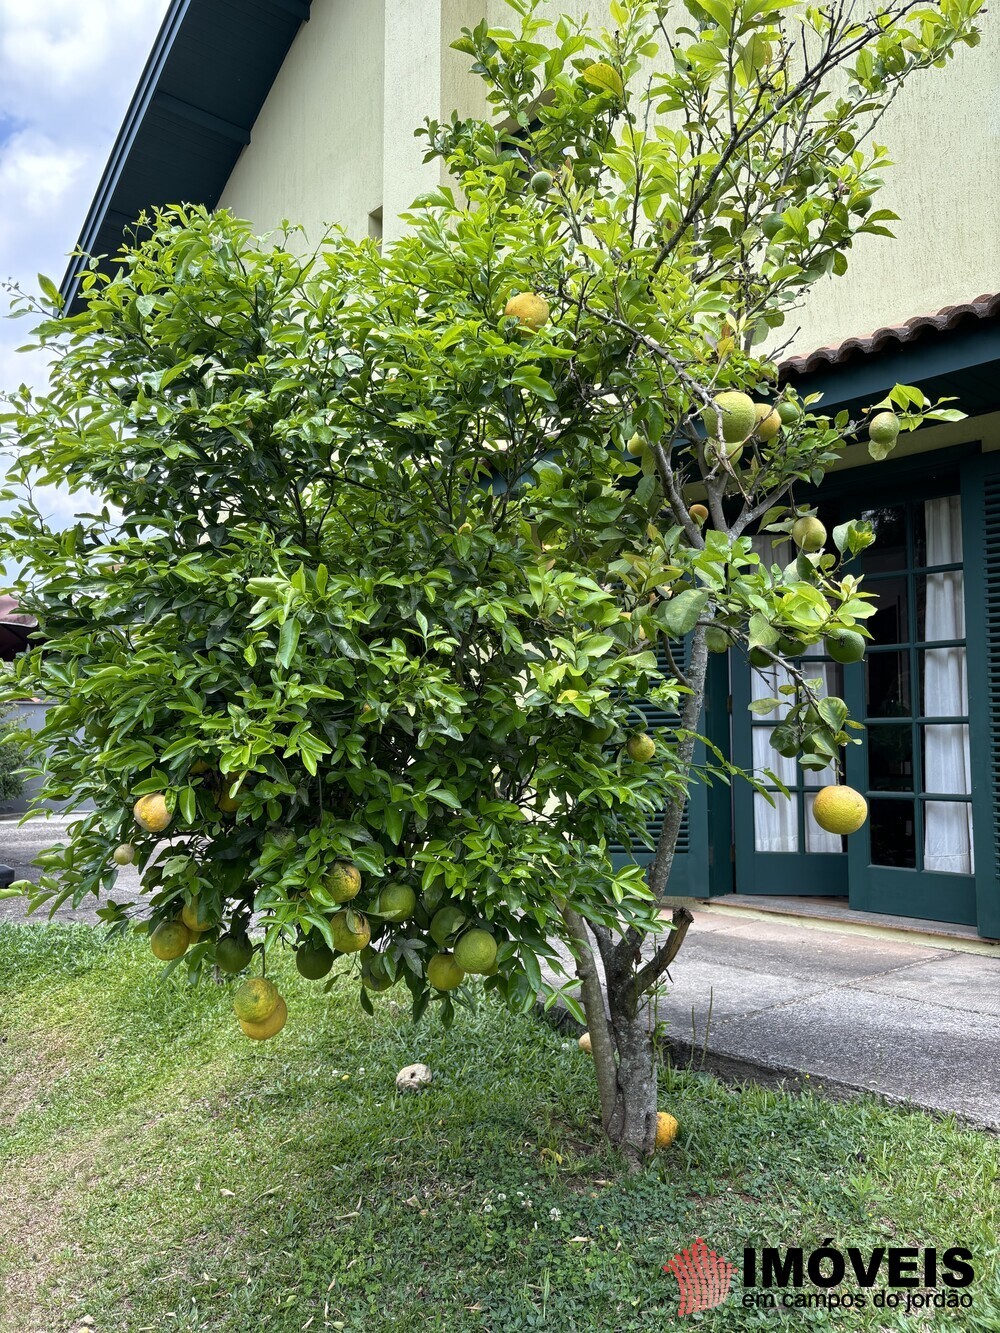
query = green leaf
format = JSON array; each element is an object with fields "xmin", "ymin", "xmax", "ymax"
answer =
[
  {"xmin": 582, "ymin": 61, "xmax": 625, "ymax": 99},
  {"xmin": 656, "ymin": 588, "xmax": 709, "ymax": 638},
  {"xmin": 277, "ymin": 618, "xmax": 301, "ymax": 669}
]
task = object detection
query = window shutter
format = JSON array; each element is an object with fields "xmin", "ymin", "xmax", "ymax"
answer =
[{"xmin": 609, "ymin": 640, "xmax": 709, "ymax": 894}]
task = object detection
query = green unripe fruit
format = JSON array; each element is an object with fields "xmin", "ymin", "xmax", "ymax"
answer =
[
  {"xmin": 626, "ymin": 432, "xmax": 647, "ymax": 457},
  {"xmin": 112, "ymin": 843, "xmax": 136, "ymax": 866},
  {"xmin": 583, "ymin": 480, "xmax": 603, "ymax": 501},
  {"xmin": 427, "ymin": 952, "xmax": 465, "ymax": 991},
  {"xmin": 582, "ymin": 719, "xmax": 615, "ymax": 744},
  {"xmin": 453, "ymin": 928, "xmax": 498, "ymax": 975},
  {"xmin": 703, "ymin": 391, "xmax": 756, "ymax": 444},
  {"xmin": 296, "ymin": 937, "xmax": 334, "ymax": 979},
  {"xmin": 376, "ymin": 882, "xmax": 417, "ymax": 924},
  {"xmin": 530, "ymin": 169, "xmax": 553, "ymax": 195},
  {"xmin": 705, "ymin": 626, "xmax": 730, "ymax": 654},
  {"xmin": 430, "ymin": 905, "xmax": 467, "ymax": 947},
  {"xmin": 626, "ymin": 732, "xmax": 656, "ymax": 762},
  {"xmin": 749, "ymin": 646, "xmax": 772, "ymax": 668},
  {"xmin": 868, "ymin": 412, "xmax": 900, "ymax": 448},
  {"xmin": 791, "ymin": 516, "xmax": 827, "ymax": 552},
  {"xmin": 776, "ymin": 400, "xmax": 801, "ymax": 425},
  {"xmin": 824, "ymin": 629, "xmax": 866, "ymax": 664},
  {"xmin": 777, "ymin": 635, "xmax": 802, "ymax": 657},
  {"xmin": 761, "ymin": 213, "xmax": 784, "ymax": 239},
  {"xmin": 360, "ymin": 949, "xmax": 396, "ymax": 993},
  {"xmin": 851, "ymin": 194, "xmax": 873, "ymax": 215},
  {"xmin": 215, "ymin": 933, "xmax": 254, "ymax": 974}
]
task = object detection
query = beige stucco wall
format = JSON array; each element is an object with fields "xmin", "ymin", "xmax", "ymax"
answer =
[
  {"xmin": 219, "ymin": 0, "xmax": 386, "ymax": 245},
  {"xmin": 219, "ymin": 0, "xmax": 998, "ymax": 357}
]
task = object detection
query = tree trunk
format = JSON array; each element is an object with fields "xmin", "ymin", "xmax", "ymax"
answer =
[{"xmin": 604, "ymin": 1001, "xmax": 658, "ymax": 1163}]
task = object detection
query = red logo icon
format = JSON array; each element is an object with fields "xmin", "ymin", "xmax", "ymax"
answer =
[{"xmin": 665, "ymin": 1237, "xmax": 735, "ymax": 1315}]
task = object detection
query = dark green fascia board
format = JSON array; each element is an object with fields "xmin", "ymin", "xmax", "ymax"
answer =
[{"xmin": 785, "ymin": 323, "xmax": 1000, "ymax": 418}]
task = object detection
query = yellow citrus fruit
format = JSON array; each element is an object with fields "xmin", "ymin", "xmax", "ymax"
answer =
[
  {"xmin": 453, "ymin": 928, "xmax": 497, "ymax": 975},
  {"xmin": 233, "ymin": 977, "xmax": 280, "ymax": 1024},
  {"xmin": 791, "ymin": 516, "xmax": 826, "ymax": 552},
  {"xmin": 240, "ymin": 994, "xmax": 287, "ymax": 1041},
  {"xmin": 180, "ymin": 898, "xmax": 215, "ymax": 933},
  {"xmin": 655, "ymin": 1111, "xmax": 679, "ymax": 1149},
  {"xmin": 578, "ymin": 1031, "xmax": 592, "ymax": 1053},
  {"xmin": 812, "ymin": 785, "xmax": 868, "ymax": 835},
  {"xmin": 150, "ymin": 920, "xmax": 191, "ymax": 961},
  {"xmin": 330, "ymin": 910, "xmax": 370, "ymax": 954},
  {"xmin": 754, "ymin": 403, "xmax": 782, "ymax": 441},
  {"xmin": 627, "ymin": 732, "xmax": 656, "ymax": 762},
  {"xmin": 112, "ymin": 843, "xmax": 136, "ymax": 866},
  {"xmin": 134, "ymin": 793, "xmax": 171, "ymax": 833},
  {"xmin": 327, "ymin": 861, "xmax": 361, "ymax": 903},
  {"xmin": 427, "ymin": 952, "xmax": 465, "ymax": 991},
  {"xmin": 215, "ymin": 779, "xmax": 243, "ymax": 815},
  {"xmin": 689, "ymin": 503, "xmax": 709, "ymax": 524},
  {"xmin": 868, "ymin": 411, "xmax": 900, "ymax": 448},
  {"xmin": 703, "ymin": 391, "xmax": 756, "ymax": 444},
  {"xmin": 504, "ymin": 292, "xmax": 549, "ymax": 332}
]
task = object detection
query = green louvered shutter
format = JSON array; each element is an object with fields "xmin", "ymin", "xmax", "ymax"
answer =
[
  {"xmin": 609, "ymin": 641, "xmax": 711, "ymax": 896},
  {"xmin": 961, "ymin": 453, "xmax": 1000, "ymax": 938}
]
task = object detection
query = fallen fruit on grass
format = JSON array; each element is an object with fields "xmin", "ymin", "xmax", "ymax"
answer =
[
  {"xmin": 150, "ymin": 920, "xmax": 190, "ymax": 961},
  {"xmin": 812, "ymin": 784, "xmax": 868, "ymax": 835},
  {"xmin": 240, "ymin": 995, "xmax": 287, "ymax": 1041},
  {"xmin": 233, "ymin": 977, "xmax": 280, "ymax": 1024},
  {"xmin": 396, "ymin": 1062, "xmax": 433, "ymax": 1091},
  {"xmin": 134, "ymin": 793, "xmax": 170, "ymax": 833},
  {"xmin": 578, "ymin": 1031, "xmax": 592, "ymax": 1053},
  {"xmin": 656, "ymin": 1111, "xmax": 679, "ymax": 1148}
]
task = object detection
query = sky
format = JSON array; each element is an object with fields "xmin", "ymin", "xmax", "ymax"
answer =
[{"xmin": 0, "ymin": 0, "xmax": 170, "ymax": 532}]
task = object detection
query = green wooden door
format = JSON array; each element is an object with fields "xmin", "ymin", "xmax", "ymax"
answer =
[{"xmin": 844, "ymin": 484, "xmax": 978, "ymax": 926}]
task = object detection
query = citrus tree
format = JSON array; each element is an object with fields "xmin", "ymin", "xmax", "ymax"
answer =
[{"xmin": 1, "ymin": 0, "xmax": 978, "ymax": 1160}]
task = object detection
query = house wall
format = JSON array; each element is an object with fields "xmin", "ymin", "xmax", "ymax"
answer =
[{"xmin": 218, "ymin": 0, "xmax": 998, "ymax": 357}]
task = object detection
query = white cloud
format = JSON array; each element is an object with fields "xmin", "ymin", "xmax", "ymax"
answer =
[{"xmin": 0, "ymin": 0, "xmax": 169, "ymax": 564}]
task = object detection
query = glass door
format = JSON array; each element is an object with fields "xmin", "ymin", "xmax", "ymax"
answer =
[
  {"xmin": 732, "ymin": 524, "xmax": 848, "ymax": 895},
  {"xmin": 845, "ymin": 494, "xmax": 978, "ymax": 925}
]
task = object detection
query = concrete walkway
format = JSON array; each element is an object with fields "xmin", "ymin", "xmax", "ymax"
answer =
[
  {"xmin": 3, "ymin": 817, "xmax": 999, "ymax": 1128},
  {"xmin": 649, "ymin": 907, "xmax": 1000, "ymax": 1129}
]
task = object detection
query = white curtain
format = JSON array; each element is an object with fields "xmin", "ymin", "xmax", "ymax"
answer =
[
  {"xmin": 922, "ymin": 496, "xmax": 974, "ymax": 874},
  {"xmin": 749, "ymin": 538, "xmax": 841, "ymax": 854}
]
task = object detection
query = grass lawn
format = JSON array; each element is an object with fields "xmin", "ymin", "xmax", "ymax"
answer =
[{"xmin": 1, "ymin": 923, "xmax": 998, "ymax": 1332}]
